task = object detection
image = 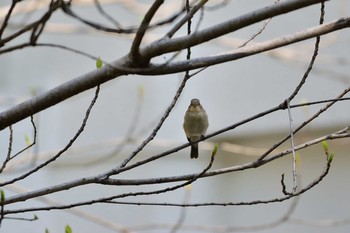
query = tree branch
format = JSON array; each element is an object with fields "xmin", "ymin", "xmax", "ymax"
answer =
[
  {"xmin": 137, "ymin": 17, "xmax": 350, "ymax": 75},
  {"xmin": 129, "ymin": 0, "xmax": 164, "ymax": 63},
  {"xmin": 1, "ymin": 1, "xmax": 347, "ymax": 132},
  {"xmin": 139, "ymin": 0, "xmax": 329, "ymax": 59}
]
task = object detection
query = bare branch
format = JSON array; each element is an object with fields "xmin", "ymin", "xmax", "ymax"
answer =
[
  {"xmin": 138, "ymin": 17, "xmax": 350, "ymax": 75},
  {"xmin": 140, "ymin": 0, "xmax": 329, "ymax": 59},
  {"xmin": 0, "ymin": 1, "xmax": 17, "ymax": 40},
  {"xmin": 105, "ymin": 59, "xmax": 190, "ymax": 174},
  {"xmin": 257, "ymin": 86, "xmax": 350, "ymax": 161},
  {"xmin": 166, "ymin": 0, "xmax": 208, "ymax": 38},
  {"xmin": 129, "ymin": 0, "xmax": 164, "ymax": 63},
  {"xmin": 0, "ymin": 6, "xmax": 348, "ymax": 131},
  {"xmin": 3, "ymin": 148, "xmax": 331, "ymax": 214},
  {"xmin": 4, "ymin": 149, "xmax": 217, "ymax": 214},
  {"xmin": 0, "ymin": 0, "xmax": 61, "ymax": 47},
  {"xmin": 0, "ymin": 126, "xmax": 13, "ymax": 173},
  {"xmin": 287, "ymin": 1, "xmax": 325, "ymax": 101},
  {"xmin": 0, "ymin": 86, "xmax": 100, "ymax": 187}
]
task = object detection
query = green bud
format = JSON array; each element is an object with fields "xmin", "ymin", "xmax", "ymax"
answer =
[
  {"xmin": 65, "ymin": 225, "xmax": 72, "ymax": 233},
  {"xmin": 328, "ymin": 152, "xmax": 334, "ymax": 163},
  {"xmin": 212, "ymin": 143, "xmax": 219, "ymax": 156},
  {"xmin": 321, "ymin": 141, "xmax": 328, "ymax": 153},
  {"xmin": 0, "ymin": 190, "xmax": 5, "ymax": 202},
  {"xmin": 96, "ymin": 56, "xmax": 103, "ymax": 69}
]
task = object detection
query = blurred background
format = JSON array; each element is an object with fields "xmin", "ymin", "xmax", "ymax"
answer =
[{"xmin": 0, "ymin": 0, "xmax": 349, "ymax": 232}]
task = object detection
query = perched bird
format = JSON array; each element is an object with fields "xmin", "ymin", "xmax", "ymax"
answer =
[{"xmin": 183, "ymin": 98, "xmax": 209, "ymax": 159}]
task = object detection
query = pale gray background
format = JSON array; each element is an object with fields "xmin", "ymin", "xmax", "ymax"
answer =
[{"xmin": 0, "ymin": 0, "xmax": 349, "ymax": 232}]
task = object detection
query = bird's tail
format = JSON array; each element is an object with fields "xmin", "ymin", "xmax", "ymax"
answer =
[{"xmin": 190, "ymin": 143, "xmax": 199, "ymax": 159}]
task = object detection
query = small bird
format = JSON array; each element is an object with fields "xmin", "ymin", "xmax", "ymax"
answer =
[{"xmin": 183, "ymin": 98, "xmax": 209, "ymax": 159}]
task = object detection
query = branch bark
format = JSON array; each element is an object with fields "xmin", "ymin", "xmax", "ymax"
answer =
[{"xmin": 0, "ymin": 0, "xmax": 345, "ymax": 131}]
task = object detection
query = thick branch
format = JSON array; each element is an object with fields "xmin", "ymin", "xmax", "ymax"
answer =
[
  {"xmin": 129, "ymin": 0, "xmax": 164, "ymax": 63},
  {"xmin": 139, "ymin": 0, "xmax": 328, "ymax": 59},
  {"xmin": 137, "ymin": 17, "xmax": 350, "ymax": 75},
  {"xmin": 0, "ymin": 59, "xmax": 127, "ymax": 131},
  {"xmin": 0, "ymin": 1, "xmax": 346, "ymax": 131}
]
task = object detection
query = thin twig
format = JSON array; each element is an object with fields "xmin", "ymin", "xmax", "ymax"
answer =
[
  {"xmin": 166, "ymin": 0, "xmax": 208, "ymax": 38},
  {"xmin": 10, "ymin": 116, "xmax": 37, "ymax": 160},
  {"xmin": 4, "ymin": 150, "xmax": 332, "ymax": 214},
  {"xmin": 287, "ymin": 1, "xmax": 325, "ymax": 101},
  {"xmin": 93, "ymin": 0, "xmax": 122, "ymax": 28},
  {"xmin": 0, "ymin": 126, "xmax": 13, "ymax": 173},
  {"xmin": 170, "ymin": 3, "xmax": 193, "ymax": 231},
  {"xmin": 100, "ymin": 126, "xmax": 349, "ymax": 187},
  {"xmin": 258, "ymin": 86, "xmax": 350, "ymax": 161},
  {"xmin": 239, "ymin": 0, "xmax": 280, "ymax": 48},
  {"xmin": 287, "ymin": 99, "xmax": 297, "ymax": 193},
  {"xmin": 0, "ymin": 86, "xmax": 101, "ymax": 187},
  {"xmin": 0, "ymin": 1, "xmax": 17, "ymax": 40},
  {"xmin": 4, "ymin": 149, "xmax": 217, "ymax": 214}
]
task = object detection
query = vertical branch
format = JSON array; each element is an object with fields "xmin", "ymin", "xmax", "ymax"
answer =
[
  {"xmin": 0, "ymin": 1, "xmax": 17, "ymax": 40},
  {"xmin": 0, "ymin": 126, "xmax": 13, "ymax": 173},
  {"xmin": 0, "ymin": 191, "xmax": 4, "ymax": 227},
  {"xmin": 287, "ymin": 100, "xmax": 297, "ymax": 193},
  {"xmin": 185, "ymin": 0, "xmax": 192, "ymax": 72},
  {"xmin": 258, "ymin": 86, "xmax": 350, "ymax": 162},
  {"xmin": 283, "ymin": 0, "xmax": 326, "ymax": 194},
  {"xmin": 11, "ymin": 116, "xmax": 37, "ymax": 161},
  {"xmin": 30, "ymin": 0, "xmax": 61, "ymax": 45},
  {"xmin": 166, "ymin": 0, "xmax": 208, "ymax": 38},
  {"xmin": 287, "ymin": 1, "xmax": 325, "ymax": 101},
  {"xmin": 170, "ymin": 2, "xmax": 193, "ymax": 231},
  {"xmin": 129, "ymin": 0, "xmax": 164, "ymax": 63},
  {"xmin": 258, "ymin": 1, "xmax": 327, "ymax": 162},
  {"xmin": 0, "ymin": 116, "xmax": 37, "ymax": 173}
]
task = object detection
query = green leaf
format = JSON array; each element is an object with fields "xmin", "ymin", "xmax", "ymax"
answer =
[
  {"xmin": 45, "ymin": 228, "xmax": 50, "ymax": 233},
  {"xmin": 328, "ymin": 152, "xmax": 334, "ymax": 163},
  {"xmin": 34, "ymin": 214, "xmax": 39, "ymax": 220},
  {"xmin": 65, "ymin": 225, "xmax": 72, "ymax": 233},
  {"xmin": 212, "ymin": 143, "xmax": 219, "ymax": 156},
  {"xmin": 321, "ymin": 141, "xmax": 328, "ymax": 153},
  {"xmin": 0, "ymin": 190, "xmax": 5, "ymax": 202},
  {"xmin": 96, "ymin": 56, "xmax": 103, "ymax": 69},
  {"xmin": 24, "ymin": 134, "xmax": 31, "ymax": 146}
]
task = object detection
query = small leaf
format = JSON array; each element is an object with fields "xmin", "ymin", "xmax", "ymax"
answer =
[
  {"xmin": 65, "ymin": 225, "xmax": 72, "ymax": 233},
  {"xmin": 328, "ymin": 152, "xmax": 334, "ymax": 163},
  {"xmin": 321, "ymin": 141, "xmax": 328, "ymax": 153},
  {"xmin": 96, "ymin": 56, "xmax": 103, "ymax": 69},
  {"xmin": 0, "ymin": 190, "xmax": 5, "ymax": 202},
  {"xmin": 34, "ymin": 214, "xmax": 39, "ymax": 220},
  {"xmin": 45, "ymin": 228, "xmax": 50, "ymax": 233},
  {"xmin": 24, "ymin": 134, "xmax": 31, "ymax": 146},
  {"xmin": 212, "ymin": 143, "xmax": 219, "ymax": 156}
]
